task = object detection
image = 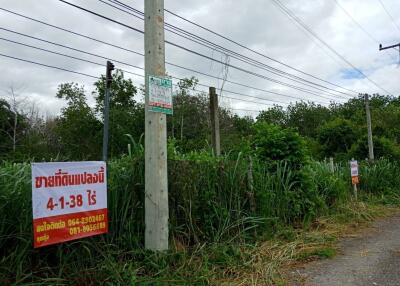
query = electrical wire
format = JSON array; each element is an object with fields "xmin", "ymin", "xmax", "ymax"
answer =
[
  {"xmin": 162, "ymin": 3, "xmax": 359, "ymax": 95},
  {"xmin": 56, "ymin": 0, "xmax": 352, "ymax": 100},
  {"xmin": 377, "ymin": 0, "xmax": 400, "ymax": 36},
  {"xmin": 0, "ymin": 53, "xmax": 99, "ymax": 79},
  {"xmin": 271, "ymin": 0, "xmax": 394, "ymax": 96},
  {"xmin": 0, "ymin": 9, "xmax": 344, "ymax": 103},
  {"xmin": 333, "ymin": 0, "xmax": 399, "ymax": 63},
  {"xmin": 100, "ymin": 0, "xmax": 355, "ymax": 98},
  {"xmin": 0, "ymin": 36, "xmax": 306, "ymax": 106}
]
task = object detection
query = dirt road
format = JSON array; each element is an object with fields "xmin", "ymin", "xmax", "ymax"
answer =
[{"xmin": 290, "ymin": 214, "xmax": 400, "ymax": 286}]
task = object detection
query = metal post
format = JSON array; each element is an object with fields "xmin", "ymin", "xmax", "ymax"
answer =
[
  {"xmin": 102, "ymin": 61, "xmax": 114, "ymax": 161},
  {"xmin": 351, "ymin": 158, "xmax": 358, "ymax": 200},
  {"xmin": 365, "ymin": 94, "xmax": 374, "ymax": 161},
  {"xmin": 353, "ymin": 183, "xmax": 358, "ymax": 201},
  {"xmin": 209, "ymin": 87, "xmax": 220, "ymax": 156},
  {"xmin": 144, "ymin": 0, "xmax": 168, "ymax": 251}
]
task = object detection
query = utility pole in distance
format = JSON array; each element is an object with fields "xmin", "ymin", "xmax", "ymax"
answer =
[
  {"xmin": 364, "ymin": 94, "xmax": 374, "ymax": 161},
  {"xmin": 144, "ymin": 0, "xmax": 169, "ymax": 251},
  {"xmin": 379, "ymin": 43, "xmax": 400, "ymax": 62},
  {"xmin": 209, "ymin": 87, "xmax": 220, "ymax": 156},
  {"xmin": 379, "ymin": 43, "xmax": 400, "ymax": 51},
  {"xmin": 102, "ymin": 60, "xmax": 114, "ymax": 161}
]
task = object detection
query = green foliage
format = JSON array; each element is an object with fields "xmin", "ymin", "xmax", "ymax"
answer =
[
  {"xmin": 317, "ymin": 118, "xmax": 357, "ymax": 159},
  {"xmin": 55, "ymin": 83, "xmax": 102, "ymax": 160},
  {"xmin": 257, "ymin": 105, "xmax": 287, "ymax": 126},
  {"xmin": 350, "ymin": 136, "xmax": 400, "ymax": 160},
  {"xmin": 93, "ymin": 70, "xmax": 144, "ymax": 158},
  {"xmin": 252, "ymin": 122, "xmax": 309, "ymax": 170},
  {"xmin": 307, "ymin": 161, "xmax": 349, "ymax": 207},
  {"xmin": 286, "ymin": 102, "xmax": 331, "ymax": 137}
]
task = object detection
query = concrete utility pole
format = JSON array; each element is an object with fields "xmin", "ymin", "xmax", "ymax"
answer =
[
  {"xmin": 365, "ymin": 94, "xmax": 374, "ymax": 161},
  {"xmin": 144, "ymin": 0, "xmax": 169, "ymax": 251},
  {"xmin": 102, "ymin": 61, "xmax": 114, "ymax": 161},
  {"xmin": 209, "ymin": 87, "xmax": 220, "ymax": 156}
]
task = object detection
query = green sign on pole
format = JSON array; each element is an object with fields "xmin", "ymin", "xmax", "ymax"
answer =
[{"xmin": 148, "ymin": 76, "xmax": 173, "ymax": 115}]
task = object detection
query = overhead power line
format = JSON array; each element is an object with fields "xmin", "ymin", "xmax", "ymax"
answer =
[
  {"xmin": 271, "ymin": 0, "xmax": 394, "ymax": 96},
  {"xmin": 0, "ymin": 36, "xmax": 144, "ymax": 79},
  {"xmin": 377, "ymin": 0, "xmax": 400, "ymax": 36},
  {"xmin": 0, "ymin": 35, "xmax": 305, "ymax": 107},
  {"xmin": 161, "ymin": 2, "xmax": 359, "ymax": 95},
  {"xmin": 56, "ymin": 0, "xmax": 350, "ymax": 100},
  {"xmin": 0, "ymin": 52, "xmax": 269, "ymax": 115},
  {"xmin": 0, "ymin": 53, "xmax": 98, "ymax": 79},
  {"xmin": 99, "ymin": 0, "xmax": 355, "ymax": 98},
  {"xmin": 0, "ymin": 7, "xmax": 345, "ymax": 104},
  {"xmin": 333, "ymin": 0, "xmax": 399, "ymax": 55}
]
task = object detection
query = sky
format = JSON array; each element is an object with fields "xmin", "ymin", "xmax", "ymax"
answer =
[{"xmin": 0, "ymin": 0, "xmax": 399, "ymax": 117}]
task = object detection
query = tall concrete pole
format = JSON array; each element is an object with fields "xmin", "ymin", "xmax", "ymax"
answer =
[
  {"xmin": 144, "ymin": 0, "xmax": 168, "ymax": 251},
  {"xmin": 365, "ymin": 94, "xmax": 374, "ymax": 161},
  {"xmin": 209, "ymin": 87, "xmax": 220, "ymax": 156}
]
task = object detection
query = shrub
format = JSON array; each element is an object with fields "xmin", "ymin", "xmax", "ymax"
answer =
[{"xmin": 252, "ymin": 122, "xmax": 309, "ymax": 170}]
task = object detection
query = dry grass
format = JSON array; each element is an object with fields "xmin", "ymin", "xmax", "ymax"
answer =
[{"xmin": 211, "ymin": 202, "xmax": 400, "ymax": 286}]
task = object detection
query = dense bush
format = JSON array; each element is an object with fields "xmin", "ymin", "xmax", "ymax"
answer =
[{"xmin": 252, "ymin": 122, "xmax": 309, "ymax": 170}]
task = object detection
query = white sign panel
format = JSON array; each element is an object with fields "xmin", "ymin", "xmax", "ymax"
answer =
[
  {"xmin": 350, "ymin": 160, "xmax": 358, "ymax": 177},
  {"xmin": 148, "ymin": 75, "xmax": 173, "ymax": 114}
]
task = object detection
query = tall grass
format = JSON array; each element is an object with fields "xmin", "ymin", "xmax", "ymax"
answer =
[{"xmin": 1, "ymin": 157, "xmax": 400, "ymax": 284}]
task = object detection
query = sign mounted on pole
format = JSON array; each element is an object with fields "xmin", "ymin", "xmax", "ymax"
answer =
[
  {"xmin": 148, "ymin": 75, "xmax": 173, "ymax": 115},
  {"xmin": 350, "ymin": 160, "xmax": 359, "ymax": 185},
  {"xmin": 32, "ymin": 161, "xmax": 108, "ymax": 248}
]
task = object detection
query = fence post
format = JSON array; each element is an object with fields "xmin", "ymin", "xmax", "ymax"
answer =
[
  {"xmin": 329, "ymin": 157, "xmax": 334, "ymax": 173},
  {"xmin": 209, "ymin": 87, "xmax": 220, "ymax": 156}
]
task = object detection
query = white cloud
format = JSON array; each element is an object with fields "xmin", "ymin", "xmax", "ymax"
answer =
[{"xmin": 0, "ymin": 0, "xmax": 399, "ymax": 117}]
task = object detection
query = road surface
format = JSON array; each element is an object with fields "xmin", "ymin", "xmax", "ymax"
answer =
[{"xmin": 290, "ymin": 214, "xmax": 400, "ymax": 286}]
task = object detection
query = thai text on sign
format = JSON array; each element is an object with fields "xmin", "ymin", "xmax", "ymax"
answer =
[
  {"xmin": 350, "ymin": 160, "xmax": 359, "ymax": 185},
  {"xmin": 32, "ymin": 161, "xmax": 108, "ymax": 248},
  {"xmin": 148, "ymin": 75, "xmax": 173, "ymax": 115}
]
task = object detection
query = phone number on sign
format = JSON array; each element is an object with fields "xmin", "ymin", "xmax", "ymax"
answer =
[
  {"xmin": 69, "ymin": 222, "xmax": 106, "ymax": 235},
  {"xmin": 67, "ymin": 214, "xmax": 106, "ymax": 227}
]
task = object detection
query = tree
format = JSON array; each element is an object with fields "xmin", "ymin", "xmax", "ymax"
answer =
[
  {"xmin": 252, "ymin": 122, "xmax": 309, "ymax": 169},
  {"xmin": 286, "ymin": 102, "xmax": 331, "ymax": 138},
  {"xmin": 257, "ymin": 105, "xmax": 287, "ymax": 126},
  {"xmin": 317, "ymin": 118, "xmax": 357, "ymax": 158},
  {"xmin": 168, "ymin": 77, "xmax": 211, "ymax": 152},
  {"xmin": 56, "ymin": 83, "xmax": 102, "ymax": 160},
  {"xmin": 93, "ymin": 70, "xmax": 144, "ymax": 157}
]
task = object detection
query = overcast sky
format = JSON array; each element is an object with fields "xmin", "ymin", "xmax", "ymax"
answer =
[{"xmin": 0, "ymin": 0, "xmax": 399, "ymax": 117}]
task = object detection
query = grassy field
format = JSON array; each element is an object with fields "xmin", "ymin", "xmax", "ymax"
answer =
[{"xmin": 1, "ymin": 156, "xmax": 400, "ymax": 285}]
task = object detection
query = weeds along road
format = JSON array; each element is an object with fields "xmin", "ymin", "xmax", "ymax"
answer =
[{"xmin": 291, "ymin": 214, "xmax": 400, "ymax": 286}]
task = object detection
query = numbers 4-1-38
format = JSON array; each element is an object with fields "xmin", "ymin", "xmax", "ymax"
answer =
[{"xmin": 46, "ymin": 190, "xmax": 96, "ymax": 210}]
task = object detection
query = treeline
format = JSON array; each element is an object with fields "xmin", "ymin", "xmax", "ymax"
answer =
[{"xmin": 1, "ymin": 70, "xmax": 400, "ymax": 162}]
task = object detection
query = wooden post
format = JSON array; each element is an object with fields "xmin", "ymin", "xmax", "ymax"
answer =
[
  {"xmin": 209, "ymin": 87, "xmax": 220, "ymax": 156},
  {"xmin": 144, "ymin": 0, "xmax": 168, "ymax": 251}
]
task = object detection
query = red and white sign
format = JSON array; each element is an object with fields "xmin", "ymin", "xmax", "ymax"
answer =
[
  {"xmin": 350, "ymin": 160, "xmax": 359, "ymax": 185},
  {"xmin": 32, "ymin": 161, "xmax": 108, "ymax": 248}
]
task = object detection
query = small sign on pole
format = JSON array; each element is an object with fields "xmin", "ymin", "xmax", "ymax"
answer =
[
  {"xmin": 350, "ymin": 159, "xmax": 359, "ymax": 199},
  {"xmin": 32, "ymin": 161, "xmax": 108, "ymax": 248},
  {"xmin": 148, "ymin": 75, "xmax": 173, "ymax": 115}
]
